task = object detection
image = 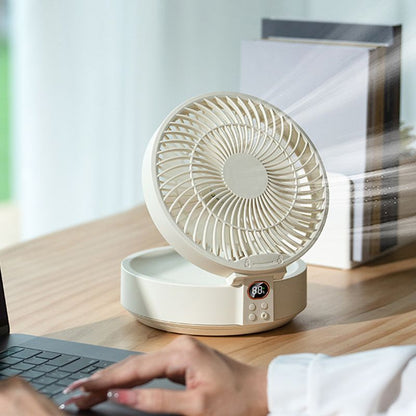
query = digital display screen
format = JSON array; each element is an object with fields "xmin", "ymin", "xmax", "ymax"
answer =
[{"xmin": 248, "ymin": 281, "xmax": 269, "ymax": 299}]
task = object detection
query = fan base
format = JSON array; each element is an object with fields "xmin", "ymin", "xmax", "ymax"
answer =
[
  {"xmin": 133, "ymin": 315, "xmax": 294, "ymax": 336},
  {"xmin": 121, "ymin": 246, "xmax": 307, "ymax": 336}
]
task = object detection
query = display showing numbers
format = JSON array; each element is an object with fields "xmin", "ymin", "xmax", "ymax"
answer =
[{"xmin": 248, "ymin": 281, "xmax": 269, "ymax": 299}]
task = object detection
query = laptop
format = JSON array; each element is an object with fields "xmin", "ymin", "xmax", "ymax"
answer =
[{"xmin": 0, "ymin": 267, "xmax": 182, "ymax": 415}]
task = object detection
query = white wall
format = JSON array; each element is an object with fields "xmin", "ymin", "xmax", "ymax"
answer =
[
  {"xmin": 11, "ymin": 0, "xmax": 277, "ymax": 239},
  {"xmin": 11, "ymin": 0, "xmax": 416, "ymax": 239}
]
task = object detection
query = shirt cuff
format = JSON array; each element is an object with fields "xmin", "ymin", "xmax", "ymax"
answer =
[{"xmin": 267, "ymin": 353, "xmax": 318, "ymax": 415}]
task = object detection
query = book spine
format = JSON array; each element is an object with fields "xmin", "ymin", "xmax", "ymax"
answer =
[
  {"xmin": 364, "ymin": 46, "xmax": 386, "ymax": 261},
  {"xmin": 380, "ymin": 25, "xmax": 401, "ymax": 252},
  {"xmin": 262, "ymin": 19, "xmax": 394, "ymax": 45}
]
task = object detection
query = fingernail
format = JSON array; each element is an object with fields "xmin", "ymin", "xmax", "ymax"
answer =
[
  {"xmin": 63, "ymin": 377, "xmax": 90, "ymax": 394},
  {"xmin": 107, "ymin": 389, "xmax": 138, "ymax": 405},
  {"xmin": 59, "ymin": 404, "xmax": 66, "ymax": 410},
  {"xmin": 107, "ymin": 390, "xmax": 119, "ymax": 400}
]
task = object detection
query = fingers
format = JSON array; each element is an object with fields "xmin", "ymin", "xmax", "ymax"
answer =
[
  {"xmin": 62, "ymin": 346, "xmax": 187, "ymax": 410},
  {"xmin": 107, "ymin": 388, "xmax": 202, "ymax": 415},
  {"xmin": 61, "ymin": 390, "xmax": 108, "ymax": 411},
  {"xmin": 65, "ymin": 340, "xmax": 191, "ymax": 394},
  {"xmin": 64, "ymin": 387, "xmax": 201, "ymax": 415},
  {"xmin": 0, "ymin": 377, "xmax": 63, "ymax": 415},
  {"xmin": 65, "ymin": 354, "xmax": 166, "ymax": 393},
  {"xmin": 63, "ymin": 336, "xmax": 210, "ymax": 412}
]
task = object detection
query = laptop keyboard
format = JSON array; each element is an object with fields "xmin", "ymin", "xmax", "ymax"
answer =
[{"xmin": 0, "ymin": 346, "xmax": 114, "ymax": 404}]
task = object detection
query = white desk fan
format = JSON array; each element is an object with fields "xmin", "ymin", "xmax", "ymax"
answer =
[{"xmin": 121, "ymin": 92, "xmax": 328, "ymax": 335}]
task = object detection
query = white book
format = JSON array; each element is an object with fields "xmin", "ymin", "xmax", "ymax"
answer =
[
  {"xmin": 241, "ymin": 39, "xmax": 376, "ymax": 263},
  {"xmin": 302, "ymin": 173, "xmax": 353, "ymax": 269}
]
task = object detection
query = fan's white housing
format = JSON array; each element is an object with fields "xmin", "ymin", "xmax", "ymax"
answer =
[{"xmin": 121, "ymin": 92, "xmax": 328, "ymax": 335}]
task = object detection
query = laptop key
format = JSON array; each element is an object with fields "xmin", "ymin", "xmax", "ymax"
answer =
[
  {"xmin": 23, "ymin": 357, "xmax": 48, "ymax": 365},
  {"xmin": 11, "ymin": 362, "xmax": 35, "ymax": 371},
  {"xmin": 19, "ymin": 369, "xmax": 45, "ymax": 381},
  {"xmin": 36, "ymin": 351, "xmax": 61, "ymax": 360},
  {"xmin": 47, "ymin": 354, "xmax": 79, "ymax": 367},
  {"xmin": 0, "ymin": 367, "xmax": 22, "ymax": 377},
  {"xmin": 60, "ymin": 358, "xmax": 98, "ymax": 373},
  {"xmin": 0, "ymin": 351, "xmax": 13, "ymax": 359},
  {"xmin": 48, "ymin": 369, "xmax": 71, "ymax": 379},
  {"xmin": 33, "ymin": 375, "xmax": 56, "ymax": 386},
  {"xmin": 55, "ymin": 377, "xmax": 75, "ymax": 387},
  {"xmin": 0, "ymin": 356, "xmax": 22, "ymax": 365},
  {"xmin": 0, "ymin": 347, "xmax": 24, "ymax": 359},
  {"xmin": 67, "ymin": 373, "xmax": 83, "ymax": 381},
  {"xmin": 0, "ymin": 363, "xmax": 10, "ymax": 370},
  {"xmin": 33, "ymin": 364, "xmax": 58, "ymax": 373},
  {"xmin": 5, "ymin": 346, "xmax": 24, "ymax": 354},
  {"xmin": 39, "ymin": 384, "xmax": 63, "ymax": 397},
  {"xmin": 11, "ymin": 349, "xmax": 41, "ymax": 360},
  {"xmin": 95, "ymin": 360, "xmax": 114, "ymax": 368},
  {"xmin": 31, "ymin": 381, "xmax": 47, "ymax": 391},
  {"xmin": 82, "ymin": 365, "xmax": 98, "ymax": 374}
]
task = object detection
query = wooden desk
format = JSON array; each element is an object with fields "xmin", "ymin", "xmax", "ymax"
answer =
[{"xmin": 0, "ymin": 206, "xmax": 415, "ymax": 368}]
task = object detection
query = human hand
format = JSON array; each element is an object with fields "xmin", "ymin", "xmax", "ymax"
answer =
[
  {"xmin": 0, "ymin": 377, "xmax": 63, "ymax": 415},
  {"xmin": 62, "ymin": 335, "xmax": 268, "ymax": 416}
]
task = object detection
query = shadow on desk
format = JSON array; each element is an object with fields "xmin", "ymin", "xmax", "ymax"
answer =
[{"xmin": 265, "ymin": 263, "xmax": 416, "ymax": 345}]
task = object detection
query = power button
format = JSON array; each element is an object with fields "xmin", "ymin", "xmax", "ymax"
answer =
[{"xmin": 248, "ymin": 313, "xmax": 257, "ymax": 321}]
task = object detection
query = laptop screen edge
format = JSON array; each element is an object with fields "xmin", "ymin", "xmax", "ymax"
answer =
[{"xmin": 0, "ymin": 267, "xmax": 11, "ymax": 336}]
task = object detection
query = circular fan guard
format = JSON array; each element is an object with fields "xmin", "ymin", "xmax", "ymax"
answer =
[{"xmin": 144, "ymin": 93, "xmax": 328, "ymax": 276}]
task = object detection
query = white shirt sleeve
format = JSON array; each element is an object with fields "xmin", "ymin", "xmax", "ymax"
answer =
[{"xmin": 267, "ymin": 345, "xmax": 416, "ymax": 416}]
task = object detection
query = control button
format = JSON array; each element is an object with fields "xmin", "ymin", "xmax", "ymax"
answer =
[
  {"xmin": 248, "ymin": 303, "xmax": 256, "ymax": 311},
  {"xmin": 248, "ymin": 313, "xmax": 257, "ymax": 322},
  {"xmin": 261, "ymin": 312, "xmax": 270, "ymax": 320},
  {"xmin": 261, "ymin": 302, "xmax": 268, "ymax": 310}
]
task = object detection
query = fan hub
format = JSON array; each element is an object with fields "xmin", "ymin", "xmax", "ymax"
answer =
[{"xmin": 222, "ymin": 153, "xmax": 268, "ymax": 199}]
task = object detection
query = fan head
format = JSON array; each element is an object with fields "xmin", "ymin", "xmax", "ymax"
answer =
[{"xmin": 143, "ymin": 93, "xmax": 328, "ymax": 277}]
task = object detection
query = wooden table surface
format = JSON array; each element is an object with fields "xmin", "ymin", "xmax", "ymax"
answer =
[{"xmin": 0, "ymin": 205, "xmax": 415, "ymax": 368}]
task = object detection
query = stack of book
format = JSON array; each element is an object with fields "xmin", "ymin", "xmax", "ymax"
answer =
[{"xmin": 240, "ymin": 19, "xmax": 402, "ymax": 268}]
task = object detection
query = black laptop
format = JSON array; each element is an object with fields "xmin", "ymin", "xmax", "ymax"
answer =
[{"xmin": 0, "ymin": 267, "xmax": 182, "ymax": 415}]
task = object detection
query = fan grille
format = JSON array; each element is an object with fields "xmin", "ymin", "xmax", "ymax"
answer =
[{"xmin": 154, "ymin": 94, "xmax": 327, "ymax": 268}]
